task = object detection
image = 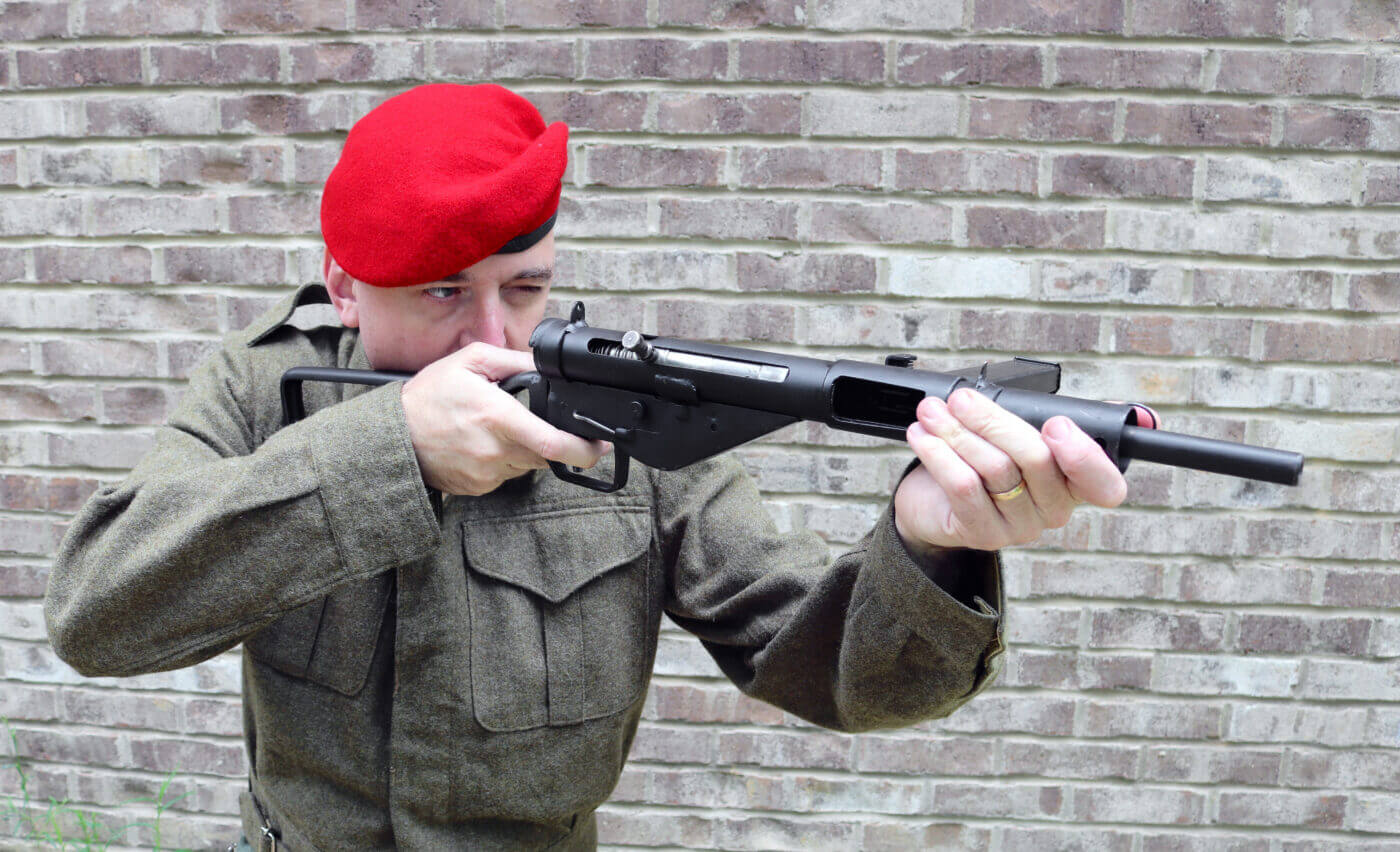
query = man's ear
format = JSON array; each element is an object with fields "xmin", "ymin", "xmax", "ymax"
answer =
[{"xmin": 323, "ymin": 251, "xmax": 360, "ymax": 328}]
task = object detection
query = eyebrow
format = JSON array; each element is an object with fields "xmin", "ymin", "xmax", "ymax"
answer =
[
  {"xmin": 512, "ymin": 267, "xmax": 554, "ymax": 282},
  {"xmin": 444, "ymin": 266, "xmax": 553, "ymax": 284}
]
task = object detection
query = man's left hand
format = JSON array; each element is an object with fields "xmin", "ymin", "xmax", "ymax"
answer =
[{"xmin": 894, "ymin": 387, "xmax": 1140, "ymax": 554}]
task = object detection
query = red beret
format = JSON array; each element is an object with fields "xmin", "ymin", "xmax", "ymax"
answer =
[{"xmin": 321, "ymin": 83, "xmax": 568, "ymax": 288}]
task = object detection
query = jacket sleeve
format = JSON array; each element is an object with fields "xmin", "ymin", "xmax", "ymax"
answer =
[
  {"xmin": 45, "ymin": 340, "xmax": 441, "ymax": 678},
  {"xmin": 653, "ymin": 455, "xmax": 1005, "ymax": 733}
]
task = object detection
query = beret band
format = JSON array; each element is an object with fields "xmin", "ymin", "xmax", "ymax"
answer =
[
  {"xmin": 497, "ymin": 211, "xmax": 557, "ymax": 254},
  {"xmin": 320, "ymin": 84, "xmax": 568, "ymax": 288}
]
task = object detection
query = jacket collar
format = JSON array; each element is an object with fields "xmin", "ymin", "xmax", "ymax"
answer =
[
  {"xmin": 242, "ymin": 283, "xmax": 374, "ymax": 372},
  {"xmin": 244, "ymin": 282, "xmax": 336, "ymax": 347}
]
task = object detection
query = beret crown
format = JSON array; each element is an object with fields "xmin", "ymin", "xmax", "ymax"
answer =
[{"xmin": 321, "ymin": 83, "xmax": 568, "ymax": 287}]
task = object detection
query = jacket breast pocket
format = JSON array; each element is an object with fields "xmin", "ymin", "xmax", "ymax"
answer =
[
  {"xmin": 462, "ymin": 506, "xmax": 654, "ymax": 732},
  {"xmin": 243, "ymin": 571, "xmax": 393, "ymax": 696}
]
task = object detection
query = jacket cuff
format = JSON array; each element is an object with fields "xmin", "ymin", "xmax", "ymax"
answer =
[
  {"xmin": 303, "ymin": 382, "xmax": 441, "ymax": 577},
  {"xmin": 868, "ymin": 500, "xmax": 1006, "ymax": 691},
  {"xmin": 870, "ymin": 500, "xmax": 1002, "ymax": 630}
]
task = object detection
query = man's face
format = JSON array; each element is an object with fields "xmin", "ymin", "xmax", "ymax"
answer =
[{"xmin": 326, "ymin": 232, "xmax": 554, "ymax": 372}]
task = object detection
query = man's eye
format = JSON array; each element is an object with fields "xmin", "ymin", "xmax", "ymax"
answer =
[
  {"xmin": 505, "ymin": 286, "xmax": 544, "ymax": 300},
  {"xmin": 424, "ymin": 287, "xmax": 459, "ymax": 299}
]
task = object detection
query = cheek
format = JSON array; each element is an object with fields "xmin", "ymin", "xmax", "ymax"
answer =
[
  {"xmin": 505, "ymin": 302, "xmax": 549, "ymax": 349},
  {"xmin": 359, "ymin": 308, "xmax": 458, "ymax": 370},
  {"xmin": 410, "ymin": 321, "xmax": 465, "ymax": 364}
]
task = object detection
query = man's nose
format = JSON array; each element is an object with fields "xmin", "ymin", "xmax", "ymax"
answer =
[{"xmin": 465, "ymin": 295, "xmax": 508, "ymax": 349}]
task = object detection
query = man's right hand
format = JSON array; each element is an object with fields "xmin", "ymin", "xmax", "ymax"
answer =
[{"xmin": 401, "ymin": 342, "xmax": 611, "ymax": 495}]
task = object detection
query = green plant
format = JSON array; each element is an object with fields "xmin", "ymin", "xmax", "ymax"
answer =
[{"xmin": 2, "ymin": 719, "xmax": 193, "ymax": 851}]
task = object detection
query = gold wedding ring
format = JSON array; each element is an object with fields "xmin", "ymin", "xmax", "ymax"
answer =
[{"xmin": 990, "ymin": 479, "xmax": 1027, "ymax": 502}]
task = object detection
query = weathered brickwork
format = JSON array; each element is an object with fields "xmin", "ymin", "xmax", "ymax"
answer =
[{"xmin": 0, "ymin": 1, "xmax": 1396, "ymax": 849}]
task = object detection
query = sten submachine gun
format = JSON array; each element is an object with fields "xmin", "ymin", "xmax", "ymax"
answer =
[{"xmin": 282, "ymin": 303, "xmax": 1305, "ymax": 493}]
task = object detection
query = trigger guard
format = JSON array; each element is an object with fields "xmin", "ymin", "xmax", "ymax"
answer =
[{"xmin": 549, "ymin": 454, "xmax": 631, "ymax": 493}]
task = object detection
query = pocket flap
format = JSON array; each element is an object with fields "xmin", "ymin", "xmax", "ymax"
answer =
[
  {"xmin": 244, "ymin": 571, "xmax": 392, "ymax": 696},
  {"xmin": 462, "ymin": 507, "xmax": 651, "ymax": 604}
]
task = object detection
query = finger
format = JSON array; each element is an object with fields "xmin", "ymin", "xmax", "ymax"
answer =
[
  {"xmin": 982, "ymin": 474, "xmax": 1047, "ymax": 544},
  {"xmin": 942, "ymin": 388, "xmax": 1075, "ymax": 522},
  {"xmin": 1042, "ymin": 416, "xmax": 1128, "ymax": 508},
  {"xmin": 923, "ymin": 393, "xmax": 1043, "ymax": 537},
  {"xmin": 1107, "ymin": 400, "xmax": 1163, "ymax": 430},
  {"xmin": 917, "ymin": 395, "xmax": 1022, "ymax": 494},
  {"xmin": 1132, "ymin": 404, "xmax": 1161, "ymax": 430},
  {"xmin": 492, "ymin": 402, "xmax": 610, "ymax": 470},
  {"xmin": 450, "ymin": 341, "xmax": 537, "ymax": 383},
  {"xmin": 499, "ymin": 438, "xmax": 614, "ymax": 473},
  {"xmin": 906, "ymin": 421, "xmax": 1010, "ymax": 549}
]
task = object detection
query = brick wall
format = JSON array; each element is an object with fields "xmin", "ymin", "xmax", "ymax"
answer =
[{"xmin": 1, "ymin": 2, "xmax": 1396, "ymax": 849}]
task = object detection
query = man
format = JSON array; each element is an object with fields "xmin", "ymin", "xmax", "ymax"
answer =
[{"xmin": 46, "ymin": 84, "xmax": 1137, "ymax": 850}]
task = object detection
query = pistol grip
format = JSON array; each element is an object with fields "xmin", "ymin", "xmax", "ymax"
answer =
[{"xmin": 508, "ymin": 370, "xmax": 632, "ymax": 493}]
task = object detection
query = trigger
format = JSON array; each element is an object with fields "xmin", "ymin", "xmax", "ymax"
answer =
[{"xmin": 571, "ymin": 411, "xmax": 633, "ymax": 443}]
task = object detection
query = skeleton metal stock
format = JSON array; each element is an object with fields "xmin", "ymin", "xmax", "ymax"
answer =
[{"xmin": 282, "ymin": 302, "xmax": 1306, "ymax": 494}]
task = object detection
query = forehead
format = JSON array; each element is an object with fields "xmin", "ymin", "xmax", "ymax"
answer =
[
  {"xmin": 439, "ymin": 236, "xmax": 556, "ymax": 284},
  {"xmin": 438, "ymin": 265, "xmax": 553, "ymax": 285}
]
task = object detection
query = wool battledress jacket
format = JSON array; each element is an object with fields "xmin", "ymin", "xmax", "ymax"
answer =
[{"xmin": 46, "ymin": 284, "xmax": 1006, "ymax": 851}]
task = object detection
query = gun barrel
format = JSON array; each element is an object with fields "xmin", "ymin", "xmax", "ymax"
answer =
[{"xmin": 1120, "ymin": 425, "xmax": 1304, "ymax": 486}]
